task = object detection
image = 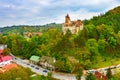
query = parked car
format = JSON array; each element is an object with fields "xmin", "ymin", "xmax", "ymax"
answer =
[
  {"xmin": 31, "ymin": 65, "xmax": 34, "ymax": 67},
  {"xmin": 43, "ymin": 70, "xmax": 48, "ymax": 73},
  {"xmin": 35, "ymin": 67, "xmax": 39, "ymax": 70},
  {"xmin": 21, "ymin": 57, "xmax": 25, "ymax": 60},
  {"xmin": 26, "ymin": 63, "xmax": 30, "ymax": 65},
  {"xmin": 14, "ymin": 57, "xmax": 17, "ymax": 59}
]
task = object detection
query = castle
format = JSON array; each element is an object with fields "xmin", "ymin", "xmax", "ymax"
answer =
[{"xmin": 62, "ymin": 14, "xmax": 83, "ymax": 34}]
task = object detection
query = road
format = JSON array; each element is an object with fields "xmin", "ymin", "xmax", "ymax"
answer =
[
  {"xmin": 10, "ymin": 53, "xmax": 120, "ymax": 80},
  {"xmin": 10, "ymin": 54, "xmax": 76, "ymax": 80}
]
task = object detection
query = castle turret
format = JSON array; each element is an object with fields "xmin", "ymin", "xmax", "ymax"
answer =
[{"xmin": 65, "ymin": 14, "xmax": 71, "ymax": 23}]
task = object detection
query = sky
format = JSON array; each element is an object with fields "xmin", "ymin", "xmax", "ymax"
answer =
[{"xmin": 0, "ymin": 0, "xmax": 120, "ymax": 27}]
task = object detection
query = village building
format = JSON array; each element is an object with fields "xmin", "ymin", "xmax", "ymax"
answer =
[
  {"xmin": 94, "ymin": 71, "xmax": 108, "ymax": 80},
  {"xmin": 62, "ymin": 14, "xmax": 83, "ymax": 34},
  {"xmin": 0, "ymin": 63, "xmax": 18, "ymax": 73},
  {"xmin": 0, "ymin": 55, "xmax": 12, "ymax": 67},
  {"xmin": 24, "ymin": 32, "xmax": 42, "ymax": 38},
  {"xmin": 29, "ymin": 55, "xmax": 40, "ymax": 64},
  {"xmin": 0, "ymin": 49, "xmax": 12, "ymax": 67},
  {"xmin": 37, "ymin": 56, "xmax": 56, "ymax": 70}
]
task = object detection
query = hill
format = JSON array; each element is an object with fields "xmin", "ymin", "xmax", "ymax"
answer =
[
  {"xmin": 0, "ymin": 23, "xmax": 62, "ymax": 35},
  {"xmin": 84, "ymin": 6, "xmax": 120, "ymax": 33},
  {"xmin": 1, "ymin": 6, "xmax": 120, "ymax": 75}
]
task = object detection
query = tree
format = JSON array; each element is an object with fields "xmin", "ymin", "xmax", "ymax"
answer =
[
  {"xmin": 75, "ymin": 64, "xmax": 83, "ymax": 80},
  {"xmin": 106, "ymin": 68, "xmax": 112, "ymax": 79},
  {"xmin": 54, "ymin": 58, "xmax": 72, "ymax": 73},
  {"xmin": 11, "ymin": 39, "xmax": 19, "ymax": 55},
  {"xmin": 2, "ymin": 47, "xmax": 11, "ymax": 55},
  {"xmin": 47, "ymin": 72, "xmax": 53, "ymax": 80},
  {"xmin": 74, "ymin": 31, "xmax": 86, "ymax": 47},
  {"xmin": 108, "ymin": 36, "xmax": 116, "ymax": 48},
  {"xmin": 86, "ymin": 73, "xmax": 96, "ymax": 80},
  {"xmin": 98, "ymin": 39, "xmax": 108, "ymax": 53},
  {"xmin": 113, "ymin": 72, "xmax": 120, "ymax": 80},
  {"xmin": 86, "ymin": 39, "xmax": 99, "ymax": 60}
]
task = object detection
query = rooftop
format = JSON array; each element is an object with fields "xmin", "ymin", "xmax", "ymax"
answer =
[
  {"xmin": 30, "ymin": 55, "xmax": 40, "ymax": 62},
  {"xmin": 0, "ymin": 63, "xmax": 18, "ymax": 73},
  {"xmin": 0, "ymin": 55, "xmax": 12, "ymax": 62}
]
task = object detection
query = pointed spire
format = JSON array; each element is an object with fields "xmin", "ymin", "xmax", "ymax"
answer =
[
  {"xmin": 66, "ymin": 14, "xmax": 70, "ymax": 18},
  {"xmin": 65, "ymin": 14, "xmax": 70, "ymax": 23}
]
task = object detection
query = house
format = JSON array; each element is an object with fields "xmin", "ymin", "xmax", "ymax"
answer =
[
  {"xmin": 0, "ymin": 49, "xmax": 13, "ymax": 67},
  {"xmin": 0, "ymin": 55, "xmax": 12, "ymax": 67},
  {"xmin": 0, "ymin": 63, "xmax": 18, "ymax": 73},
  {"xmin": 38, "ymin": 56, "xmax": 56, "ymax": 70},
  {"xmin": 94, "ymin": 71, "xmax": 108, "ymax": 80},
  {"xmin": 24, "ymin": 32, "xmax": 42, "ymax": 38},
  {"xmin": 29, "ymin": 55, "xmax": 40, "ymax": 64},
  {"xmin": 62, "ymin": 14, "xmax": 83, "ymax": 34},
  {"xmin": 0, "ymin": 49, "xmax": 2, "ymax": 54}
]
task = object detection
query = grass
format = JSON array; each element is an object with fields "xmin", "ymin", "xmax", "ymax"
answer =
[
  {"xmin": 92, "ymin": 58, "xmax": 120, "ymax": 69},
  {"xmin": 30, "ymin": 75, "xmax": 45, "ymax": 80}
]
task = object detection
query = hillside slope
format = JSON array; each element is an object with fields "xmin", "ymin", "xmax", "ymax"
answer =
[{"xmin": 84, "ymin": 6, "xmax": 120, "ymax": 33}]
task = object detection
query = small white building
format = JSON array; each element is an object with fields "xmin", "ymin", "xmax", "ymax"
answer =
[{"xmin": 0, "ymin": 44, "xmax": 7, "ymax": 50}]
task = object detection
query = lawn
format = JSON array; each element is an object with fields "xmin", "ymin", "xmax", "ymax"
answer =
[
  {"xmin": 30, "ymin": 75, "xmax": 47, "ymax": 80},
  {"xmin": 93, "ymin": 58, "xmax": 120, "ymax": 69}
]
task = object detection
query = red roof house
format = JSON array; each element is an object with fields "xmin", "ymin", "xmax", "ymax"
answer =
[
  {"xmin": 0, "ymin": 63, "xmax": 18, "ymax": 73},
  {"xmin": 102, "ymin": 75, "xmax": 108, "ymax": 80},
  {"xmin": 94, "ymin": 71, "xmax": 108, "ymax": 80},
  {"xmin": 0, "ymin": 49, "xmax": 2, "ymax": 54},
  {"xmin": 95, "ymin": 71, "xmax": 102, "ymax": 79},
  {"xmin": 2, "ymin": 56, "xmax": 12, "ymax": 61},
  {"xmin": 2, "ymin": 63, "xmax": 18, "ymax": 71},
  {"xmin": 0, "ymin": 55, "xmax": 12, "ymax": 67}
]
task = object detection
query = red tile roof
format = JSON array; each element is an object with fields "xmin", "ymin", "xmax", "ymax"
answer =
[
  {"xmin": 0, "ymin": 49, "xmax": 2, "ymax": 54},
  {"xmin": 0, "ymin": 63, "xmax": 18, "ymax": 73},
  {"xmin": 102, "ymin": 75, "xmax": 108, "ymax": 80},
  {"xmin": 94, "ymin": 71, "xmax": 108, "ymax": 80},
  {"xmin": 0, "ymin": 55, "xmax": 12, "ymax": 62},
  {"xmin": 2, "ymin": 56, "xmax": 12, "ymax": 61},
  {"xmin": 95, "ymin": 71, "xmax": 102, "ymax": 79},
  {"xmin": 2, "ymin": 63, "xmax": 18, "ymax": 71}
]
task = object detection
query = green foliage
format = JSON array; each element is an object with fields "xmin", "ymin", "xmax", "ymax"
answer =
[
  {"xmin": 54, "ymin": 59, "xmax": 72, "ymax": 73},
  {"xmin": 0, "ymin": 67, "xmax": 33, "ymax": 80},
  {"xmin": 98, "ymin": 39, "xmax": 108, "ymax": 53},
  {"xmin": 86, "ymin": 73, "xmax": 96, "ymax": 80},
  {"xmin": 75, "ymin": 64, "xmax": 83, "ymax": 80},
  {"xmin": 86, "ymin": 39, "xmax": 99, "ymax": 56},
  {"xmin": 1, "ymin": 6, "xmax": 120, "ymax": 74},
  {"xmin": 2, "ymin": 47, "xmax": 11, "ymax": 55},
  {"xmin": 113, "ymin": 72, "xmax": 120, "ymax": 80},
  {"xmin": 106, "ymin": 68, "xmax": 112, "ymax": 79}
]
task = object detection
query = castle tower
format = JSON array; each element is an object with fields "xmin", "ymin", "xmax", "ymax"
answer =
[{"xmin": 65, "ymin": 14, "xmax": 71, "ymax": 23}]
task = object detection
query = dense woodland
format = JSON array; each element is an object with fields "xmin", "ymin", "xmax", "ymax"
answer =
[{"xmin": 0, "ymin": 6, "xmax": 120, "ymax": 79}]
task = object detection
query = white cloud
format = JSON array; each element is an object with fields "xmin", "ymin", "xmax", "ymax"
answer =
[
  {"xmin": 40, "ymin": 9, "xmax": 100, "ymax": 24},
  {"xmin": 0, "ymin": 0, "xmax": 120, "ymax": 27}
]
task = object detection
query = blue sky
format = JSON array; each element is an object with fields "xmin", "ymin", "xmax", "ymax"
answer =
[{"xmin": 0, "ymin": 0, "xmax": 120, "ymax": 27}]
